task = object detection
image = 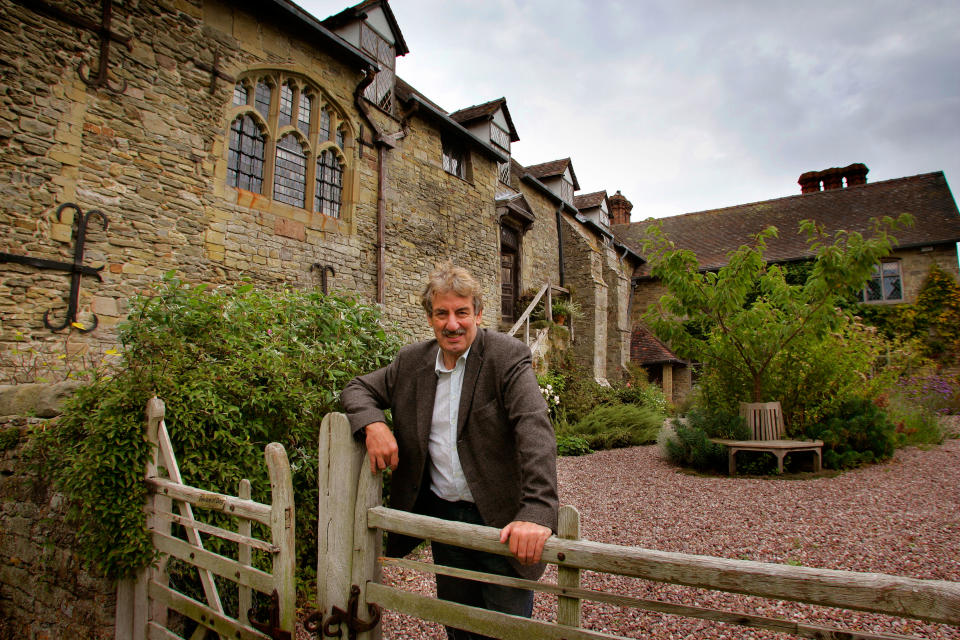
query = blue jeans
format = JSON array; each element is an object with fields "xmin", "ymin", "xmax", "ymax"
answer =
[{"xmin": 424, "ymin": 491, "xmax": 534, "ymax": 640}]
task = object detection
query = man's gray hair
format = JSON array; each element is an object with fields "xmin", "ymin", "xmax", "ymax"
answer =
[{"xmin": 421, "ymin": 261, "xmax": 484, "ymax": 315}]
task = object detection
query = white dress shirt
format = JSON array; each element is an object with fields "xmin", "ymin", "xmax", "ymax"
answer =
[{"xmin": 428, "ymin": 346, "xmax": 474, "ymax": 502}]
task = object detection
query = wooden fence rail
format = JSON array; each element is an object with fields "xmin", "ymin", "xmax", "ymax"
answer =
[
  {"xmin": 115, "ymin": 397, "xmax": 296, "ymax": 640},
  {"xmin": 314, "ymin": 412, "xmax": 960, "ymax": 640}
]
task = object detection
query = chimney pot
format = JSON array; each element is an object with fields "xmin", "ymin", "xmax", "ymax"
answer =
[{"xmin": 608, "ymin": 190, "xmax": 634, "ymax": 225}]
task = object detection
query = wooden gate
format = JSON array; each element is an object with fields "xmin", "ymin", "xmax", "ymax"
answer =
[
  {"xmin": 315, "ymin": 412, "xmax": 960, "ymax": 640},
  {"xmin": 114, "ymin": 397, "xmax": 296, "ymax": 640}
]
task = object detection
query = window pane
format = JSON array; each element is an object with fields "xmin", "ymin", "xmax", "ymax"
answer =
[
  {"xmin": 255, "ymin": 81, "xmax": 272, "ymax": 119},
  {"xmin": 233, "ymin": 83, "xmax": 248, "ymax": 106},
  {"xmin": 336, "ymin": 125, "xmax": 345, "ymax": 149},
  {"xmin": 278, "ymin": 83, "xmax": 294, "ymax": 128},
  {"xmin": 227, "ymin": 115, "xmax": 264, "ymax": 193},
  {"xmin": 315, "ymin": 150, "xmax": 343, "ymax": 218},
  {"xmin": 273, "ymin": 134, "xmax": 306, "ymax": 208},
  {"xmin": 319, "ymin": 108, "xmax": 331, "ymax": 141},
  {"xmin": 298, "ymin": 93, "xmax": 312, "ymax": 135},
  {"xmin": 864, "ymin": 276, "xmax": 883, "ymax": 301},
  {"xmin": 491, "ymin": 124, "xmax": 510, "ymax": 151}
]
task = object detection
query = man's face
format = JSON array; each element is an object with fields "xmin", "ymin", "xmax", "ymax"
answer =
[{"xmin": 428, "ymin": 290, "xmax": 482, "ymax": 368}]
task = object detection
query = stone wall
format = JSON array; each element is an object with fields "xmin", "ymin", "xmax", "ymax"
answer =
[
  {"xmin": 560, "ymin": 215, "xmax": 607, "ymax": 379},
  {"xmin": 0, "ymin": 386, "xmax": 115, "ymax": 640},
  {"xmin": 889, "ymin": 244, "xmax": 960, "ymax": 305},
  {"xmin": 0, "ymin": 0, "xmax": 507, "ymax": 378}
]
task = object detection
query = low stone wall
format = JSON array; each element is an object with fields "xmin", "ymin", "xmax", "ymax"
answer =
[{"xmin": 0, "ymin": 386, "xmax": 116, "ymax": 640}]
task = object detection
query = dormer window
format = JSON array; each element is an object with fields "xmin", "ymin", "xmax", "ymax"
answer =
[
  {"xmin": 560, "ymin": 179, "xmax": 574, "ymax": 204},
  {"xmin": 360, "ymin": 22, "xmax": 395, "ymax": 112}
]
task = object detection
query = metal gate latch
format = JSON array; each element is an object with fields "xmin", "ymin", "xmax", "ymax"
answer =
[{"xmin": 305, "ymin": 585, "xmax": 380, "ymax": 639}]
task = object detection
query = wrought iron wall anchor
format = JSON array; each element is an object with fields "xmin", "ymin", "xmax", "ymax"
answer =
[
  {"xmin": 304, "ymin": 585, "xmax": 380, "ymax": 640},
  {"xmin": 247, "ymin": 590, "xmax": 292, "ymax": 640},
  {"xmin": 311, "ymin": 264, "xmax": 336, "ymax": 294},
  {"xmin": 0, "ymin": 203, "xmax": 108, "ymax": 333},
  {"xmin": 16, "ymin": 0, "xmax": 132, "ymax": 95},
  {"xmin": 194, "ymin": 50, "xmax": 235, "ymax": 95}
]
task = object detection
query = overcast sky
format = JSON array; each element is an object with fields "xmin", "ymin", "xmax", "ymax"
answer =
[{"xmin": 299, "ymin": 0, "xmax": 960, "ymax": 219}]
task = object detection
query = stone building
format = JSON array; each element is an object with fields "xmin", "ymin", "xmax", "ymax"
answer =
[
  {"xmin": 614, "ymin": 165, "xmax": 960, "ymax": 402},
  {"xmin": 0, "ymin": 0, "xmax": 641, "ymax": 384}
]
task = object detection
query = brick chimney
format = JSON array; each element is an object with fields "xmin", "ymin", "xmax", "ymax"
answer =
[
  {"xmin": 608, "ymin": 190, "xmax": 633, "ymax": 225},
  {"xmin": 798, "ymin": 163, "xmax": 869, "ymax": 193}
]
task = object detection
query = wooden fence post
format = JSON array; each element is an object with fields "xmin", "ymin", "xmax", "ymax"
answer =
[
  {"xmin": 317, "ymin": 413, "xmax": 367, "ymax": 622},
  {"xmin": 237, "ymin": 478, "xmax": 252, "ymax": 626},
  {"xmin": 557, "ymin": 505, "xmax": 581, "ymax": 628},
  {"xmin": 266, "ymin": 442, "xmax": 296, "ymax": 633}
]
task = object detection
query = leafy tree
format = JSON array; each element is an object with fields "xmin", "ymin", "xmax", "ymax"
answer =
[{"xmin": 641, "ymin": 215, "xmax": 911, "ymax": 404}]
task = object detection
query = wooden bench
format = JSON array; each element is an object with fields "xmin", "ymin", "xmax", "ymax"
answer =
[{"xmin": 711, "ymin": 402, "xmax": 823, "ymax": 475}]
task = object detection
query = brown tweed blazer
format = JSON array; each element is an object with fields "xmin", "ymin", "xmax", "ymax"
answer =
[{"xmin": 342, "ymin": 328, "xmax": 558, "ymax": 579}]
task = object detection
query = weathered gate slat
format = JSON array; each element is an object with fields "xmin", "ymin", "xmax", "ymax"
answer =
[
  {"xmin": 152, "ymin": 531, "xmax": 275, "ymax": 594},
  {"xmin": 147, "ymin": 581, "xmax": 271, "ymax": 640},
  {"xmin": 152, "ymin": 510, "xmax": 278, "ymax": 552},
  {"xmin": 367, "ymin": 505, "xmax": 960, "ymax": 625},
  {"xmin": 144, "ymin": 477, "xmax": 272, "ymax": 526},
  {"xmin": 145, "ymin": 621, "xmax": 182, "ymax": 640},
  {"xmin": 379, "ymin": 557, "xmax": 919, "ymax": 640},
  {"xmin": 367, "ymin": 582, "xmax": 625, "ymax": 640}
]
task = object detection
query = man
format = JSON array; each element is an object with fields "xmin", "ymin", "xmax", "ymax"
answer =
[{"xmin": 342, "ymin": 262, "xmax": 558, "ymax": 639}]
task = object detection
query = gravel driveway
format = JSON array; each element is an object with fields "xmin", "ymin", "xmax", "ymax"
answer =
[{"xmin": 375, "ymin": 434, "xmax": 960, "ymax": 639}]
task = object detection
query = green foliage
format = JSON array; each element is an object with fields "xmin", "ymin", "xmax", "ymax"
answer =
[
  {"xmin": 803, "ymin": 398, "xmax": 898, "ymax": 469},
  {"xmin": 30, "ymin": 274, "xmax": 404, "ymax": 579},
  {"xmin": 661, "ymin": 408, "xmax": 754, "ymax": 473},
  {"xmin": 555, "ymin": 433, "xmax": 593, "ymax": 457},
  {"xmin": 563, "ymin": 404, "xmax": 663, "ymax": 450},
  {"xmin": 856, "ymin": 264, "xmax": 960, "ymax": 365},
  {"xmin": 0, "ymin": 426, "xmax": 22, "ymax": 451},
  {"xmin": 642, "ymin": 214, "xmax": 911, "ymax": 403}
]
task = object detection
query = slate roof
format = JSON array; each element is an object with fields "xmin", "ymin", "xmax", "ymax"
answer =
[
  {"xmin": 615, "ymin": 172, "xmax": 960, "ymax": 277},
  {"xmin": 449, "ymin": 98, "xmax": 519, "ymax": 142},
  {"xmin": 631, "ymin": 324, "xmax": 684, "ymax": 365},
  {"xmin": 525, "ymin": 158, "xmax": 581, "ymax": 190},
  {"xmin": 574, "ymin": 190, "xmax": 607, "ymax": 211}
]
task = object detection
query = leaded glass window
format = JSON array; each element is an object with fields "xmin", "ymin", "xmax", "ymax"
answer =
[
  {"xmin": 298, "ymin": 93, "xmax": 312, "ymax": 135},
  {"xmin": 227, "ymin": 72, "xmax": 352, "ymax": 221},
  {"xmin": 278, "ymin": 83, "xmax": 294, "ymax": 128},
  {"xmin": 254, "ymin": 81, "xmax": 272, "ymax": 119},
  {"xmin": 490, "ymin": 124, "xmax": 510, "ymax": 151},
  {"xmin": 863, "ymin": 261, "xmax": 903, "ymax": 302},
  {"xmin": 233, "ymin": 83, "xmax": 248, "ymax": 107},
  {"xmin": 273, "ymin": 134, "xmax": 306, "ymax": 208},
  {"xmin": 442, "ymin": 136, "xmax": 467, "ymax": 179},
  {"xmin": 316, "ymin": 150, "xmax": 343, "ymax": 218},
  {"xmin": 360, "ymin": 22, "xmax": 395, "ymax": 111},
  {"xmin": 227, "ymin": 115, "xmax": 264, "ymax": 193}
]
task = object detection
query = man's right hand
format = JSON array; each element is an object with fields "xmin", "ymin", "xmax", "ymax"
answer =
[{"xmin": 365, "ymin": 421, "xmax": 399, "ymax": 473}]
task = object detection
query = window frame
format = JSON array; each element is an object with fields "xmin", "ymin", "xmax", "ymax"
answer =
[
  {"xmin": 441, "ymin": 134, "xmax": 470, "ymax": 181},
  {"xmin": 226, "ymin": 72, "xmax": 352, "ymax": 221}
]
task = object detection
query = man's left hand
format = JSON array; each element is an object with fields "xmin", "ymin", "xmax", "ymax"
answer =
[{"xmin": 499, "ymin": 521, "xmax": 552, "ymax": 565}]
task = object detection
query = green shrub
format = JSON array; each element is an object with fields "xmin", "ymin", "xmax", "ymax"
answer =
[
  {"xmin": 29, "ymin": 274, "xmax": 404, "ymax": 580},
  {"xmin": 660, "ymin": 419, "xmax": 726, "ymax": 473},
  {"xmin": 555, "ymin": 433, "xmax": 592, "ymax": 457},
  {"xmin": 804, "ymin": 398, "xmax": 898, "ymax": 469},
  {"xmin": 565, "ymin": 404, "xmax": 663, "ymax": 450}
]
